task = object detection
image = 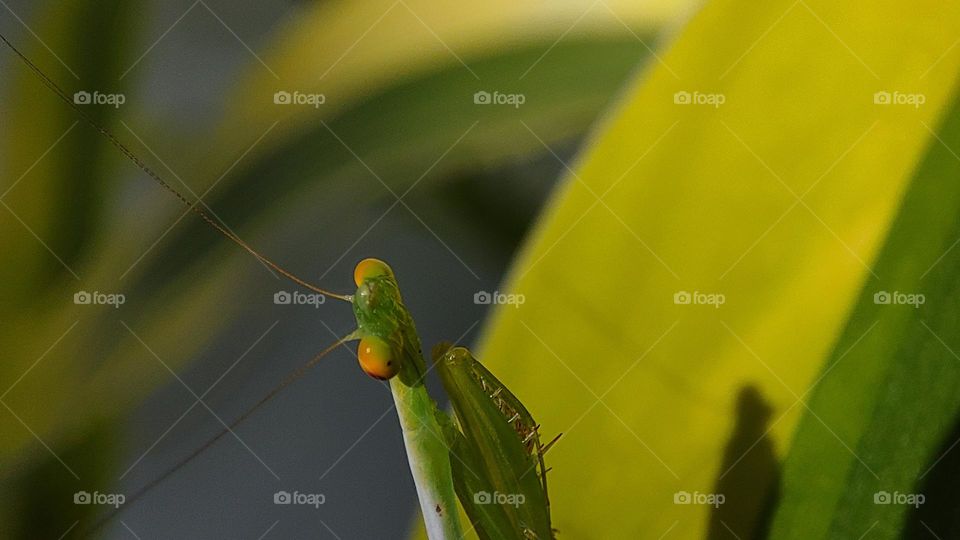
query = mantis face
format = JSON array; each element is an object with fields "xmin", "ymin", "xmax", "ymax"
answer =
[{"xmin": 351, "ymin": 258, "xmax": 408, "ymax": 380}]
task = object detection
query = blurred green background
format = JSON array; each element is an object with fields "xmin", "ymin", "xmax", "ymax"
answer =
[{"xmin": 3, "ymin": 0, "xmax": 960, "ymax": 538}]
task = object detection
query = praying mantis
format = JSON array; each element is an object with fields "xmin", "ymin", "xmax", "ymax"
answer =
[{"xmin": 1, "ymin": 30, "xmax": 558, "ymax": 540}]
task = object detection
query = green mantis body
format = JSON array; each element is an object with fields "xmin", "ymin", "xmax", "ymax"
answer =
[
  {"xmin": 0, "ymin": 32, "xmax": 555, "ymax": 540},
  {"xmin": 434, "ymin": 344, "xmax": 556, "ymax": 540},
  {"xmin": 353, "ymin": 262, "xmax": 556, "ymax": 539},
  {"xmin": 351, "ymin": 265, "xmax": 464, "ymax": 538}
]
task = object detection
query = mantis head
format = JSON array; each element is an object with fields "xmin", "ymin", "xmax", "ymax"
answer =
[{"xmin": 351, "ymin": 258, "xmax": 416, "ymax": 381}]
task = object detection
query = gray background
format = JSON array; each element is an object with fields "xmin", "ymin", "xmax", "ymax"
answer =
[{"xmin": 0, "ymin": 1, "xmax": 573, "ymax": 537}]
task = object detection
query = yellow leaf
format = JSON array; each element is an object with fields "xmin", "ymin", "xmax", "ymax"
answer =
[{"xmin": 478, "ymin": 0, "xmax": 960, "ymax": 537}]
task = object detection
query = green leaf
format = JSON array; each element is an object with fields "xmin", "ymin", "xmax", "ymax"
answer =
[
  {"xmin": 768, "ymin": 72, "xmax": 960, "ymax": 539},
  {"xmin": 476, "ymin": 0, "xmax": 960, "ymax": 538}
]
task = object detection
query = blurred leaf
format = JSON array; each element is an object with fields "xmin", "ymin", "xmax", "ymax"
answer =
[
  {"xmin": 126, "ymin": 36, "xmax": 656, "ymax": 301},
  {"xmin": 0, "ymin": 0, "xmax": 673, "ymax": 482},
  {"xmin": 0, "ymin": 0, "xmax": 138, "ymax": 476},
  {"xmin": 476, "ymin": 0, "xmax": 960, "ymax": 538},
  {"xmin": 208, "ymin": 0, "xmax": 694, "ymax": 171},
  {"xmin": 0, "ymin": 0, "xmax": 138, "ymax": 307},
  {"xmin": 0, "ymin": 423, "xmax": 118, "ymax": 539},
  {"xmin": 769, "ymin": 80, "xmax": 960, "ymax": 539}
]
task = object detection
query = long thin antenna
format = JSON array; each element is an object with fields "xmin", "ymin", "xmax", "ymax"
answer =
[
  {"xmin": 82, "ymin": 332, "xmax": 358, "ymax": 537},
  {"xmin": 0, "ymin": 32, "xmax": 352, "ymax": 302}
]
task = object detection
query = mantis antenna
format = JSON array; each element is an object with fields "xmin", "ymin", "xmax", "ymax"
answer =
[
  {"xmin": 82, "ymin": 331, "xmax": 359, "ymax": 537},
  {"xmin": 0, "ymin": 32, "xmax": 352, "ymax": 302}
]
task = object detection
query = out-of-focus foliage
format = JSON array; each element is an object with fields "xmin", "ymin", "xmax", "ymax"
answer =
[
  {"xmin": 0, "ymin": 0, "xmax": 678, "ymax": 466},
  {"xmin": 770, "ymin": 83, "xmax": 960, "ymax": 539},
  {"xmin": 477, "ymin": 0, "xmax": 960, "ymax": 538},
  {"xmin": 0, "ymin": 0, "xmax": 138, "ymax": 533},
  {"xmin": 7, "ymin": 0, "xmax": 960, "ymax": 538},
  {"xmin": 0, "ymin": 0, "xmax": 689, "ymax": 536}
]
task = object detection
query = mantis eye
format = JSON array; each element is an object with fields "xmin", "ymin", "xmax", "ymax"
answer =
[
  {"xmin": 354, "ymin": 258, "xmax": 393, "ymax": 287},
  {"xmin": 357, "ymin": 336, "xmax": 399, "ymax": 380}
]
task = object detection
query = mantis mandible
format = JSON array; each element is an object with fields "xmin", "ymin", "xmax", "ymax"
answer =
[{"xmin": 0, "ymin": 31, "xmax": 558, "ymax": 540}]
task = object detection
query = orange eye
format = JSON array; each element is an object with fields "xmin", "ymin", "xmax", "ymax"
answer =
[
  {"xmin": 354, "ymin": 258, "xmax": 393, "ymax": 287},
  {"xmin": 357, "ymin": 336, "xmax": 399, "ymax": 380}
]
